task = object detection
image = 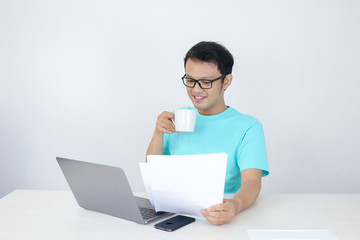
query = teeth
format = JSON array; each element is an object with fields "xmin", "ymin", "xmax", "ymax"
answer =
[{"xmin": 195, "ymin": 96, "xmax": 205, "ymax": 99}]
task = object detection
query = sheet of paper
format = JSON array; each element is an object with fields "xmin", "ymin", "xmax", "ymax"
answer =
[
  {"xmin": 139, "ymin": 163, "xmax": 154, "ymax": 207},
  {"xmin": 140, "ymin": 153, "xmax": 227, "ymax": 217},
  {"xmin": 247, "ymin": 229, "xmax": 339, "ymax": 240}
]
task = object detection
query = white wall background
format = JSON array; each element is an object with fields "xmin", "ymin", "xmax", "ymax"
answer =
[{"xmin": 1, "ymin": 0, "xmax": 359, "ymax": 198}]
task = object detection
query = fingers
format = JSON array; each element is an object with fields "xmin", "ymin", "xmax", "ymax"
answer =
[
  {"xmin": 156, "ymin": 111, "xmax": 176, "ymax": 134},
  {"xmin": 202, "ymin": 207, "xmax": 233, "ymax": 219},
  {"xmin": 207, "ymin": 202, "xmax": 227, "ymax": 212},
  {"xmin": 201, "ymin": 209, "xmax": 233, "ymax": 225},
  {"xmin": 201, "ymin": 212, "xmax": 231, "ymax": 225},
  {"xmin": 201, "ymin": 201, "xmax": 236, "ymax": 225}
]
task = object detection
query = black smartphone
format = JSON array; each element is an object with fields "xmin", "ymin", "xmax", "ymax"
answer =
[{"xmin": 154, "ymin": 215, "xmax": 195, "ymax": 232}]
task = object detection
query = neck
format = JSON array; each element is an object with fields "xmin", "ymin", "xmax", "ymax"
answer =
[{"xmin": 198, "ymin": 103, "xmax": 228, "ymax": 116}]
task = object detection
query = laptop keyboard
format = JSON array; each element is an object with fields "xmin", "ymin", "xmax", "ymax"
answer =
[{"xmin": 139, "ymin": 207, "xmax": 164, "ymax": 220}]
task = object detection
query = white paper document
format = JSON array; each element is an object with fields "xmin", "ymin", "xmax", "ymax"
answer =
[
  {"xmin": 247, "ymin": 229, "xmax": 339, "ymax": 240},
  {"xmin": 139, "ymin": 153, "xmax": 228, "ymax": 217}
]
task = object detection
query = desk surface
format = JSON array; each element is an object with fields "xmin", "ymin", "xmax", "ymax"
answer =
[{"xmin": 0, "ymin": 190, "xmax": 359, "ymax": 240}]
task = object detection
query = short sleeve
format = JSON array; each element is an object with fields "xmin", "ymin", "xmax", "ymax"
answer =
[{"xmin": 236, "ymin": 121, "xmax": 269, "ymax": 177}]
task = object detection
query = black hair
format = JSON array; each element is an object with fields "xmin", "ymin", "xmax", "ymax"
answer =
[{"xmin": 184, "ymin": 41, "xmax": 234, "ymax": 75}]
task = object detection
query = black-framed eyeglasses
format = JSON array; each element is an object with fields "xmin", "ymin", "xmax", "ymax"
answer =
[{"xmin": 181, "ymin": 74, "xmax": 226, "ymax": 89}]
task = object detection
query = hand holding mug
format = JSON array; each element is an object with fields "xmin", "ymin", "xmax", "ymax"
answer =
[
  {"xmin": 155, "ymin": 111, "xmax": 177, "ymax": 134},
  {"xmin": 155, "ymin": 109, "xmax": 197, "ymax": 135}
]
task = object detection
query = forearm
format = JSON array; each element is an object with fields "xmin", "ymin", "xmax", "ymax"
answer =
[
  {"xmin": 231, "ymin": 179, "xmax": 262, "ymax": 214},
  {"xmin": 146, "ymin": 131, "xmax": 164, "ymax": 158}
]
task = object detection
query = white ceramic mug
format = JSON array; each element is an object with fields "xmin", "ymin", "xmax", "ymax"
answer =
[{"xmin": 174, "ymin": 109, "xmax": 196, "ymax": 132}]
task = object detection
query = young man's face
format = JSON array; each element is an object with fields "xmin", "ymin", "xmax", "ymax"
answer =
[{"xmin": 184, "ymin": 58, "xmax": 232, "ymax": 115}]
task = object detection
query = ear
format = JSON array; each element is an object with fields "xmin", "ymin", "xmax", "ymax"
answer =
[{"xmin": 223, "ymin": 74, "xmax": 233, "ymax": 91}]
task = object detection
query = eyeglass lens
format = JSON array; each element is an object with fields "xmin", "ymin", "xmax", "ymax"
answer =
[{"xmin": 183, "ymin": 78, "xmax": 212, "ymax": 89}]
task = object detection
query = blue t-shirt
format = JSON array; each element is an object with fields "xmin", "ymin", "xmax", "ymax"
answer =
[{"xmin": 163, "ymin": 106, "xmax": 269, "ymax": 193}]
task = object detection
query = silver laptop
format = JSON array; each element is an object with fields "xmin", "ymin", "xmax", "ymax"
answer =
[{"xmin": 56, "ymin": 157, "xmax": 172, "ymax": 224}]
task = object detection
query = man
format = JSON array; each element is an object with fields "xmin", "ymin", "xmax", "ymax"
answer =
[{"xmin": 146, "ymin": 41, "xmax": 269, "ymax": 225}]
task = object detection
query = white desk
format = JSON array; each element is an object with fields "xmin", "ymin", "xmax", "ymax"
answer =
[{"xmin": 0, "ymin": 190, "xmax": 359, "ymax": 240}]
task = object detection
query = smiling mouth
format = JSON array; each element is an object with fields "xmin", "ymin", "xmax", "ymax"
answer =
[{"xmin": 194, "ymin": 96, "xmax": 206, "ymax": 102}]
